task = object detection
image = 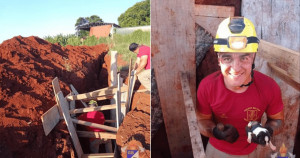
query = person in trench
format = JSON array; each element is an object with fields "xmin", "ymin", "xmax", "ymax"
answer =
[
  {"xmin": 129, "ymin": 43, "xmax": 151, "ymax": 91},
  {"xmin": 196, "ymin": 16, "xmax": 284, "ymax": 158}
]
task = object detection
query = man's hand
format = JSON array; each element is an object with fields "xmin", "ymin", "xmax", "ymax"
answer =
[{"xmin": 213, "ymin": 123, "xmax": 239, "ymax": 143}]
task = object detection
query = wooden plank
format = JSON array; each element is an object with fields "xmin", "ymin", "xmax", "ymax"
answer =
[
  {"xmin": 268, "ymin": 62, "xmax": 300, "ymax": 91},
  {"xmin": 195, "ymin": 5, "xmax": 234, "ymax": 37},
  {"xmin": 125, "ymin": 58, "xmax": 132, "ymax": 111},
  {"xmin": 52, "ymin": 77, "xmax": 63, "ymax": 119},
  {"xmin": 77, "ymin": 131, "xmax": 116, "ymax": 139},
  {"xmin": 258, "ymin": 40, "xmax": 300, "ymax": 85},
  {"xmin": 52, "ymin": 77, "xmax": 61, "ymax": 95},
  {"xmin": 82, "ymin": 153, "xmax": 114, "ymax": 158},
  {"xmin": 66, "ymin": 86, "xmax": 128, "ymax": 101},
  {"xmin": 151, "ymin": 0, "xmax": 195, "ymax": 157},
  {"xmin": 180, "ymin": 73, "xmax": 206, "ymax": 158},
  {"xmin": 81, "ymin": 95, "xmax": 114, "ymax": 102},
  {"xmin": 194, "ymin": 4, "xmax": 235, "ymax": 18},
  {"xmin": 116, "ymin": 74, "xmax": 122, "ymax": 129},
  {"xmin": 41, "ymin": 104, "xmax": 61, "ymax": 136},
  {"xmin": 70, "ymin": 84, "xmax": 88, "ymax": 107},
  {"xmin": 57, "ymin": 92, "xmax": 83, "ymax": 157},
  {"xmin": 72, "ymin": 119, "xmax": 118, "ymax": 132},
  {"xmin": 126, "ymin": 71, "xmax": 136, "ymax": 113},
  {"xmin": 69, "ymin": 103, "xmax": 126, "ymax": 114}
]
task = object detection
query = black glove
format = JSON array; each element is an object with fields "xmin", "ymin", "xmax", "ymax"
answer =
[
  {"xmin": 213, "ymin": 123, "xmax": 239, "ymax": 143},
  {"xmin": 246, "ymin": 121, "xmax": 273, "ymax": 145}
]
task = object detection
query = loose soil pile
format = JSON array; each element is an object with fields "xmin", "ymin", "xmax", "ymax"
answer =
[
  {"xmin": 0, "ymin": 36, "xmax": 149, "ymax": 158},
  {"xmin": 116, "ymin": 92, "xmax": 151, "ymax": 158}
]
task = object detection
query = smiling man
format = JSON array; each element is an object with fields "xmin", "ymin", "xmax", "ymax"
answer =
[{"xmin": 196, "ymin": 17, "xmax": 284, "ymax": 158}]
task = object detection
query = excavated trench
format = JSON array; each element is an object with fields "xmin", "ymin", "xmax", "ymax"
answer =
[{"xmin": 0, "ymin": 36, "xmax": 150, "ymax": 158}]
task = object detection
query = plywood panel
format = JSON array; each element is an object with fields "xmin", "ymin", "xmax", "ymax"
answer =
[
  {"xmin": 242, "ymin": 0, "xmax": 300, "ymax": 52},
  {"xmin": 195, "ymin": 5, "xmax": 234, "ymax": 36},
  {"xmin": 41, "ymin": 104, "xmax": 60, "ymax": 136},
  {"xmin": 151, "ymin": 0, "xmax": 195, "ymax": 157},
  {"xmin": 254, "ymin": 40, "xmax": 300, "ymax": 157}
]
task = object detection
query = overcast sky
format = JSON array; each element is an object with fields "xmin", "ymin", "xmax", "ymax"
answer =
[{"xmin": 0, "ymin": 0, "xmax": 143, "ymax": 43}]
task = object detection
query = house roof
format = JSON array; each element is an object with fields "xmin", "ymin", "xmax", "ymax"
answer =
[{"xmin": 76, "ymin": 22, "xmax": 121, "ymax": 31}]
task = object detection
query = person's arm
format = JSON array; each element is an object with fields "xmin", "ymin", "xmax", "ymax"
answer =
[
  {"xmin": 134, "ymin": 57, "xmax": 140, "ymax": 70},
  {"xmin": 265, "ymin": 111, "xmax": 284, "ymax": 135},
  {"xmin": 196, "ymin": 110, "xmax": 215, "ymax": 137},
  {"xmin": 135, "ymin": 55, "xmax": 148, "ymax": 74}
]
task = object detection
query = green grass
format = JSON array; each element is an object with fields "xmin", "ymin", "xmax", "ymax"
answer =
[{"xmin": 44, "ymin": 30, "xmax": 150, "ymax": 63}]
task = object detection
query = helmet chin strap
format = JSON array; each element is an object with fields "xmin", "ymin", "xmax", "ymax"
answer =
[
  {"xmin": 239, "ymin": 65, "xmax": 254, "ymax": 87},
  {"xmin": 240, "ymin": 54, "xmax": 256, "ymax": 87}
]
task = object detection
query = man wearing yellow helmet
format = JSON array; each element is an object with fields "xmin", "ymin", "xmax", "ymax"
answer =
[{"xmin": 196, "ymin": 17, "xmax": 284, "ymax": 157}]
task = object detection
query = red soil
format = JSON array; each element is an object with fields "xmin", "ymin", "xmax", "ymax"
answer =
[{"xmin": 0, "ymin": 36, "xmax": 109, "ymax": 157}]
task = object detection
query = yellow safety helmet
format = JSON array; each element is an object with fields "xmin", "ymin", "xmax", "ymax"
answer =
[{"xmin": 214, "ymin": 17, "xmax": 259, "ymax": 53}]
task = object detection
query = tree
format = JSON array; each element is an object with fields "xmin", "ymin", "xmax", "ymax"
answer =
[
  {"xmin": 75, "ymin": 15, "xmax": 103, "ymax": 27},
  {"xmin": 118, "ymin": 0, "xmax": 150, "ymax": 27},
  {"xmin": 75, "ymin": 15, "xmax": 103, "ymax": 38}
]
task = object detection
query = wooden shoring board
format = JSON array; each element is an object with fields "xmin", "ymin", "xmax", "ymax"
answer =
[
  {"xmin": 41, "ymin": 104, "xmax": 61, "ymax": 136},
  {"xmin": 125, "ymin": 58, "xmax": 132, "ymax": 112},
  {"xmin": 258, "ymin": 40, "xmax": 300, "ymax": 90},
  {"xmin": 82, "ymin": 153, "xmax": 114, "ymax": 158},
  {"xmin": 52, "ymin": 77, "xmax": 63, "ymax": 119},
  {"xmin": 126, "ymin": 72, "xmax": 136, "ymax": 113},
  {"xmin": 70, "ymin": 84, "xmax": 88, "ymax": 107},
  {"xmin": 77, "ymin": 131, "xmax": 116, "ymax": 139},
  {"xmin": 180, "ymin": 73, "xmax": 206, "ymax": 158},
  {"xmin": 72, "ymin": 119, "xmax": 118, "ymax": 133},
  {"xmin": 116, "ymin": 73, "xmax": 122, "ymax": 129},
  {"xmin": 69, "ymin": 103, "xmax": 126, "ymax": 114},
  {"xmin": 151, "ymin": 0, "xmax": 195, "ymax": 157},
  {"xmin": 66, "ymin": 86, "xmax": 128, "ymax": 101},
  {"xmin": 255, "ymin": 40, "xmax": 300, "ymax": 157},
  {"xmin": 195, "ymin": 4, "xmax": 235, "ymax": 37},
  {"xmin": 57, "ymin": 91, "xmax": 83, "ymax": 158}
]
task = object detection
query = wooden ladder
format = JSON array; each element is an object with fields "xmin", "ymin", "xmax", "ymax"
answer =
[{"xmin": 43, "ymin": 77, "xmax": 129, "ymax": 158}]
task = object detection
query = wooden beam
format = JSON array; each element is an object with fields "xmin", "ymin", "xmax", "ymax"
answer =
[
  {"xmin": 72, "ymin": 119, "xmax": 118, "ymax": 132},
  {"xmin": 116, "ymin": 74, "xmax": 122, "ymax": 129},
  {"xmin": 52, "ymin": 77, "xmax": 61, "ymax": 95},
  {"xmin": 82, "ymin": 153, "xmax": 114, "ymax": 158},
  {"xmin": 70, "ymin": 84, "xmax": 88, "ymax": 107},
  {"xmin": 69, "ymin": 103, "xmax": 126, "ymax": 114},
  {"xmin": 52, "ymin": 77, "xmax": 63, "ymax": 119},
  {"xmin": 151, "ymin": 0, "xmax": 195, "ymax": 157},
  {"xmin": 258, "ymin": 40, "xmax": 300, "ymax": 88},
  {"xmin": 195, "ymin": 4, "xmax": 235, "ymax": 17},
  {"xmin": 57, "ymin": 92, "xmax": 83, "ymax": 157},
  {"xmin": 180, "ymin": 73, "xmax": 206, "ymax": 158},
  {"xmin": 41, "ymin": 104, "xmax": 61, "ymax": 136},
  {"xmin": 268, "ymin": 63, "xmax": 300, "ymax": 91},
  {"xmin": 77, "ymin": 131, "xmax": 116, "ymax": 139},
  {"xmin": 66, "ymin": 86, "xmax": 128, "ymax": 101}
]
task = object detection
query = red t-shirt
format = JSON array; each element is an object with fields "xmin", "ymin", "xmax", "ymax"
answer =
[
  {"xmin": 197, "ymin": 70, "xmax": 283, "ymax": 155},
  {"xmin": 78, "ymin": 111, "xmax": 105, "ymax": 132},
  {"xmin": 137, "ymin": 45, "xmax": 151, "ymax": 70}
]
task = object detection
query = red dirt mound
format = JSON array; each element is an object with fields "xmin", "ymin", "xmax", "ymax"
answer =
[
  {"xmin": 116, "ymin": 92, "xmax": 150, "ymax": 158},
  {"xmin": 0, "ymin": 36, "xmax": 109, "ymax": 158}
]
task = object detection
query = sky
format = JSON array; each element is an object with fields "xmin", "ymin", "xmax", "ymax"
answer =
[{"xmin": 0, "ymin": 0, "xmax": 143, "ymax": 43}]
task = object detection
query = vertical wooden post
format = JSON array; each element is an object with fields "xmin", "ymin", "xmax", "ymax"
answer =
[
  {"xmin": 151, "ymin": 0, "xmax": 196, "ymax": 157},
  {"xmin": 110, "ymin": 51, "xmax": 118, "ymax": 87}
]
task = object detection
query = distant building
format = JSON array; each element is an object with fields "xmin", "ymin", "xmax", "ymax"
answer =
[{"xmin": 76, "ymin": 22, "xmax": 121, "ymax": 38}]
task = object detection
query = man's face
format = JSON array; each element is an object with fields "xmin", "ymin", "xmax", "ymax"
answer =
[{"xmin": 218, "ymin": 52, "xmax": 255, "ymax": 90}]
